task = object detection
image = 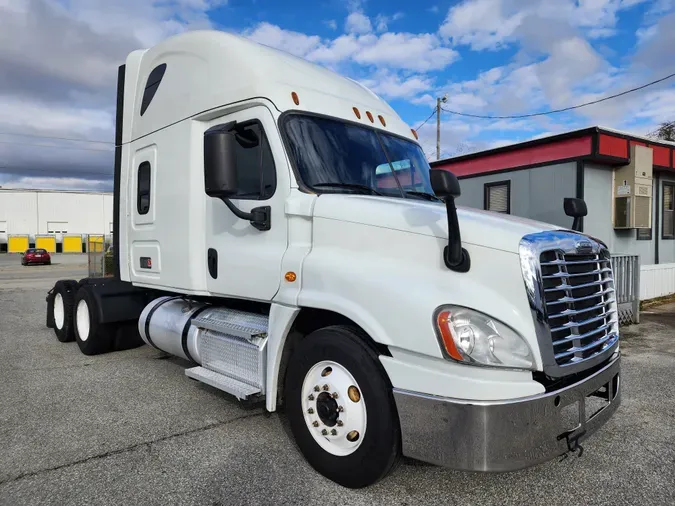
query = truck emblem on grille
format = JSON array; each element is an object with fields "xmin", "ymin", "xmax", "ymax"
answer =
[{"xmin": 575, "ymin": 240, "xmax": 593, "ymax": 253}]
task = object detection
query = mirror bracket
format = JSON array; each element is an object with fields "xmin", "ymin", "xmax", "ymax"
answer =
[{"xmin": 220, "ymin": 198, "xmax": 271, "ymax": 231}]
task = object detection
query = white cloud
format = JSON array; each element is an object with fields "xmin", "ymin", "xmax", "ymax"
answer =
[
  {"xmin": 374, "ymin": 12, "xmax": 404, "ymax": 32},
  {"xmin": 245, "ymin": 22, "xmax": 321, "ymax": 56},
  {"xmin": 352, "ymin": 32, "xmax": 459, "ymax": 71},
  {"xmin": 246, "ymin": 24, "xmax": 458, "ymax": 72},
  {"xmin": 360, "ymin": 71, "xmax": 433, "ymax": 99},
  {"xmin": 324, "ymin": 19, "xmax": 338, "ymax": 30},
  {"xmin": 345, "ymin": 11, "xmax": 372, "ymax": 34},
  {"xmin": 439, "ymin": 0, "xmax": 650, "ymax": 50}
]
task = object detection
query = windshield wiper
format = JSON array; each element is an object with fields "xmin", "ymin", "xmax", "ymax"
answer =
[
  {"xmin": 313, "ymin": 183, "xmax": 384, "ymax": 196},
  {"xmin": 404, "ymin": 190, "xmax": 442, "ymax": 202}
]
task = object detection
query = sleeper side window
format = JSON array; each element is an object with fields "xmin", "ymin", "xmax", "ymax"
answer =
[{"xmin": 137, "ymin": 162, "xmax": 151, "ymax": 215}]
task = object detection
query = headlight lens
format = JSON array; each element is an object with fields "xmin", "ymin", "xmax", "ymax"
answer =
[{"xmin": 434, "ymin": 305, "xmax": 535, "ymax": 370}]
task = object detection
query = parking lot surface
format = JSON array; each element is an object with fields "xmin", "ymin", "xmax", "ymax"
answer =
[{"xmin": 1, "ymin": 262, "xmax": 674, "ymax": 505}]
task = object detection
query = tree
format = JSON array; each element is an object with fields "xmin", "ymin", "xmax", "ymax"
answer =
[{"xmin": 649, "ymin": 121, "xmax": 675, "ymax": 142}]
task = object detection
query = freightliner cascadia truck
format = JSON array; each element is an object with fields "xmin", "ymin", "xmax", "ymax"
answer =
[{"xmin": 45, "ymin": 30, "xmax": 621, "ymax": 488}]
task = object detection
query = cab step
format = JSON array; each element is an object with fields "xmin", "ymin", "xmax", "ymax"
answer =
[{"xmin": 185, "ymin": 366, "xmax": 261, "ymax": 400}]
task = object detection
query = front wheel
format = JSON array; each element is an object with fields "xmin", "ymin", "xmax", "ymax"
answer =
[{"xmin": 284, "ymin": 325, "xmax": 401, "ymax": 488}]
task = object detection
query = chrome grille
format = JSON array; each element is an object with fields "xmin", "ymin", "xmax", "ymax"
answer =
[
  {"xmin": 519, "ymin": 231, "xmax": 620, "ymax": 377},
  {"xmin": 541, "ymin": 251, "xmax": 618, "ymax": 366}
]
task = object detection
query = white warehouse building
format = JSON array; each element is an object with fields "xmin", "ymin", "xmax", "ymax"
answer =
[{"xmin": 0, "ymin": 188, "xmax": 113, "ymax": 253}]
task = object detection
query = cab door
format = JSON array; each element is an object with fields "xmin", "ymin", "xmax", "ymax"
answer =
[{"xmin": 204, "ymin": 105, "xmax": 290, "ymax": 301}]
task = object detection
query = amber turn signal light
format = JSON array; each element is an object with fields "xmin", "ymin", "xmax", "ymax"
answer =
[{"xmin": 436, "ymin": 310, "xmax": 463, "ymax": 361}]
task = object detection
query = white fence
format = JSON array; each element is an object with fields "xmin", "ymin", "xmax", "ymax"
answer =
[{"xmin": 640, "ymin": 263, "xmax": 675, "ymax": 301}]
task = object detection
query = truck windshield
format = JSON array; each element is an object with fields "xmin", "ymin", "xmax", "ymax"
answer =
[{"xmin": 283, "ymin": 114, "xmax": 436, "ymax": 199}]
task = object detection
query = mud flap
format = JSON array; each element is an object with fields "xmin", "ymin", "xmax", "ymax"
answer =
[{"xmin": 45, "ymin": 287, "xmax": 55, "ymax": 329}]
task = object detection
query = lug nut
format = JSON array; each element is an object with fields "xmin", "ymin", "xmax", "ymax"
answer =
[
  {"xmin": 332, "ymin": 392, "xmax": 339, "ymax": 399},
  {"xmin": 337, "ymin": 406, "xmax": 344, "ymax": 412},
  {"xmin": 321, "ymin": 429, "xmax": 328, "ymax": 435},
  {"xmin": 312, "ymin": 421, "xmax": 319, "ymax": 427},
  {"xmin": 308, "ymin": 394, "xmax": 314, "ymax": 401},
  {"xmin": 323, "ymin": 384, "xmax": 330, "ymax": 391},
  {"xmin": 337, "ymin": 420, "xmax": 344, "ymax": 427},
  {"xmin": 331, "ymin": 429, "xmax": 337, "ymax": 436},
  {"xmin": 314, "ymin": 385, "xmax": 320, "ymax": 392},
  {"xmin": 307, "ymin": 408, "xmax": 314, "ymax": 414}
]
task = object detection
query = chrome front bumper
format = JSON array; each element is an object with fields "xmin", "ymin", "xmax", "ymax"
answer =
[{"xmin": 393, "ymin": 353, "xmax": 621, "ymax": 472}]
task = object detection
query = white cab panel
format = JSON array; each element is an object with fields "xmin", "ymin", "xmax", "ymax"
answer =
[{"xmin": 202, "ymin": 105, "xmax": 291, "ymax": 301}]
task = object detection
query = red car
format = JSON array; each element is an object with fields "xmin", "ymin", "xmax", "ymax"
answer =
[{"xmin": 22, "ymin": 248, "xmax": 51, "ymax": 266}]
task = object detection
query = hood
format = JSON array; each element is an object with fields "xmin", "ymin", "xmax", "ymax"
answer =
[{"xmin": 312, "ymin": 194, "xmax": 563, "ymax": 253}]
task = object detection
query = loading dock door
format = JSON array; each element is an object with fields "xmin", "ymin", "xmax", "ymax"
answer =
[
  {"xmin": 63, "ymin": 235, "xmax": 82, "ymax": 253},
  {"xmin": 35, "ymin": 236, "xmax": 57, "ymax": 253},
  {"xmin": 8, "ymin": 235, "xmax": 29, "ymax": 253},
  {"xmin": 87, "ymin": 235, "xmax": 104, "ymax": 253}
]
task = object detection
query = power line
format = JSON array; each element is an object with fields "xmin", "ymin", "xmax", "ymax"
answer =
[
  {"xmin": 0, "ymin": 132, "xmax": 112, "ymax": 145},
  {"xmin": 441, "ymin": 72, "xmax": 675, "ymax": 120},
  {"xmin": 414, "ymin": 108, "xmax": 437, "ymax": 131}
]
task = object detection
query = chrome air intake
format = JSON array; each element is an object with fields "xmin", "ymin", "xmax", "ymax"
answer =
[{"xmin": 520, "ymin": 231, "xmax": 620, "ymax": 377}]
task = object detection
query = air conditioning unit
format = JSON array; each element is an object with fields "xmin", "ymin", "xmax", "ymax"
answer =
[{"xmin": 612, "ymin": 144, "xmax": 653, "ymax": 229}]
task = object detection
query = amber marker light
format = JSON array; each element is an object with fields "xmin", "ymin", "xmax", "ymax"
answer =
[
  {"xmin": 291, "ymin": 92, "xmax": 300, "ymax": 105},
  {"xmin": 366, "ymin": 111, "xmax": 374, "ymax": 123},
  {"xmin": 411, "ymin": 129, "xmax": 419, "ymax": 139},
  {"xmin": 285, "ymin": 271, "xmax": 297, "ymax": 282},
  {"xmin": 436, "ymin": 310, "xmax": 464, "ymax": 361},
  {"xmin": 353, "ymin": 107, "xmax": 361, "ymax": 119}
]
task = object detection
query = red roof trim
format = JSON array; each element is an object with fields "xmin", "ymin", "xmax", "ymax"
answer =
[
  {"xmin": 435, "ymin": 136, "xmax": 592, "ymax": 178},
  {"xmin": 598, "ymin": 134, "xmax": 628, "ymax": 158},
  {"xmin": 430, "ymin": 126, "xmax": 675, "ymax": 177}
]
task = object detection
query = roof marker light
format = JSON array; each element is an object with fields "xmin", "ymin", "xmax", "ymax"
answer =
[
  {"xmin": 378, "ymin": 115, "xmax": 386, "ymax": 127},
  {"xmin": 353, "ymin": 107, "xmax": 361, "ymax": 119},
  {"xmin": 411, "ymin": 129, "xmax": 419, "ymax": 140},
  {"xmin": 366, "ymin": 111, "xmax": 374, "ymax": 123},
  {"xmin": 291, "ymin": 92, "xmax": 300, "ymax": 105}
]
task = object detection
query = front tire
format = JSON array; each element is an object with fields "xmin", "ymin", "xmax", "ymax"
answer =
[
  {"xmin": 284, "ymin": 325, "xmax": 401, "ymax": 488},
  {"xmin": 74, "ymin": 286, "xmax": 114, "ymax": 355}
]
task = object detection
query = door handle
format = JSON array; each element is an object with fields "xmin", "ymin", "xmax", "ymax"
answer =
[{"xmin": 208, "ymin": 248, "xmax": 218, "ymax": 279}]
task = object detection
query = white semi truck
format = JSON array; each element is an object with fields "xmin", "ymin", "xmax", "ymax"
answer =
[{"xmin": 45, "ymin": 30, "xmax": 621, "ymax": 488}]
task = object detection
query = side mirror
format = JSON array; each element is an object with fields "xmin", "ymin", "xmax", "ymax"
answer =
[
  {"xmin": 429, "ymin": 169, "xmax": 470, "ymax": 273},
  {"xmin": 564, "ymin": 197, "xmax": 587, "ymax": 232},
  {"xmin": 204, "ymin": 124, "xmax": 238, "ymax": 198},
  {"xmin": 203, "ymin": 122, "xmax": 271, "ymax": 232},
  {"xmin": 430, "ymin": 169, "xmax": 461, "ymax": 199}
]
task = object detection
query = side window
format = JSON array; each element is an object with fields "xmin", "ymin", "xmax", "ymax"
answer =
[
  {"xmin": 140, "ymin": 64, "xmax": 167, "ymax": 116},
  {"xmin": 663, "ymin": 182, "xmax": 674, "ymax": 239},
  {"xmin": 137, "ymin": 162, "xmax": 151, "ymax": 215},
  {"xmin": 484, "ymin": 181, "xmax": 510, "ymax": 214},
  {"xmin": 231, "ymin": 122, "xmax": 276, "ymax": 200}
]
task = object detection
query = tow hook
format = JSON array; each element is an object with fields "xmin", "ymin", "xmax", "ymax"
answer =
[{"xmin": 558, "ymin": 429, "xmax": 586, "ymax": 459}]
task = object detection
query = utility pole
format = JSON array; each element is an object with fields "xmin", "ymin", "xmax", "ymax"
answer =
[
  {"xmin": 436, "ymin": 94, "xmax": 447, "ymax": 161},
  {"xmin": 436, "ymin": 97, "xmax": 441, "ymax": 161}
]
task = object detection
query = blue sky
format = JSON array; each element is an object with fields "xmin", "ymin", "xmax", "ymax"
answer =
[{"xmin": 0, "ymin": 0, "xmax": 673, "ymax": 189}]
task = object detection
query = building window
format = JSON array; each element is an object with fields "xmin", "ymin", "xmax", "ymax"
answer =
[
  {"xmin": 47, "ymin": 221, "xmax": 68, "ymax": 233},
  {"xmin": 663, "ymin": 183, "xmax": 675, "ymax": 239},
  {"xmin": 137, "ymin": 161, "xmax": 151, "ymax": 215},
  {"xmin": 484, "ymin": 181, "xmax": 510, "ymax": 214},
  {"xmin": 636, "ymin": 228, "xmax": 652, "ymax": 240}
]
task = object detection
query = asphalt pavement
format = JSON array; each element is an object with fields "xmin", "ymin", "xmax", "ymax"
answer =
[{"xmin": 0, "ymin": 261, "xmax": 674, "ymax": 505}]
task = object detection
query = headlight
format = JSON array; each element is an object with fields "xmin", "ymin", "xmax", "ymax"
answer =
[{"xmin": 434, "ymin": 305, "xmax": 535, "ymax": 370}]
